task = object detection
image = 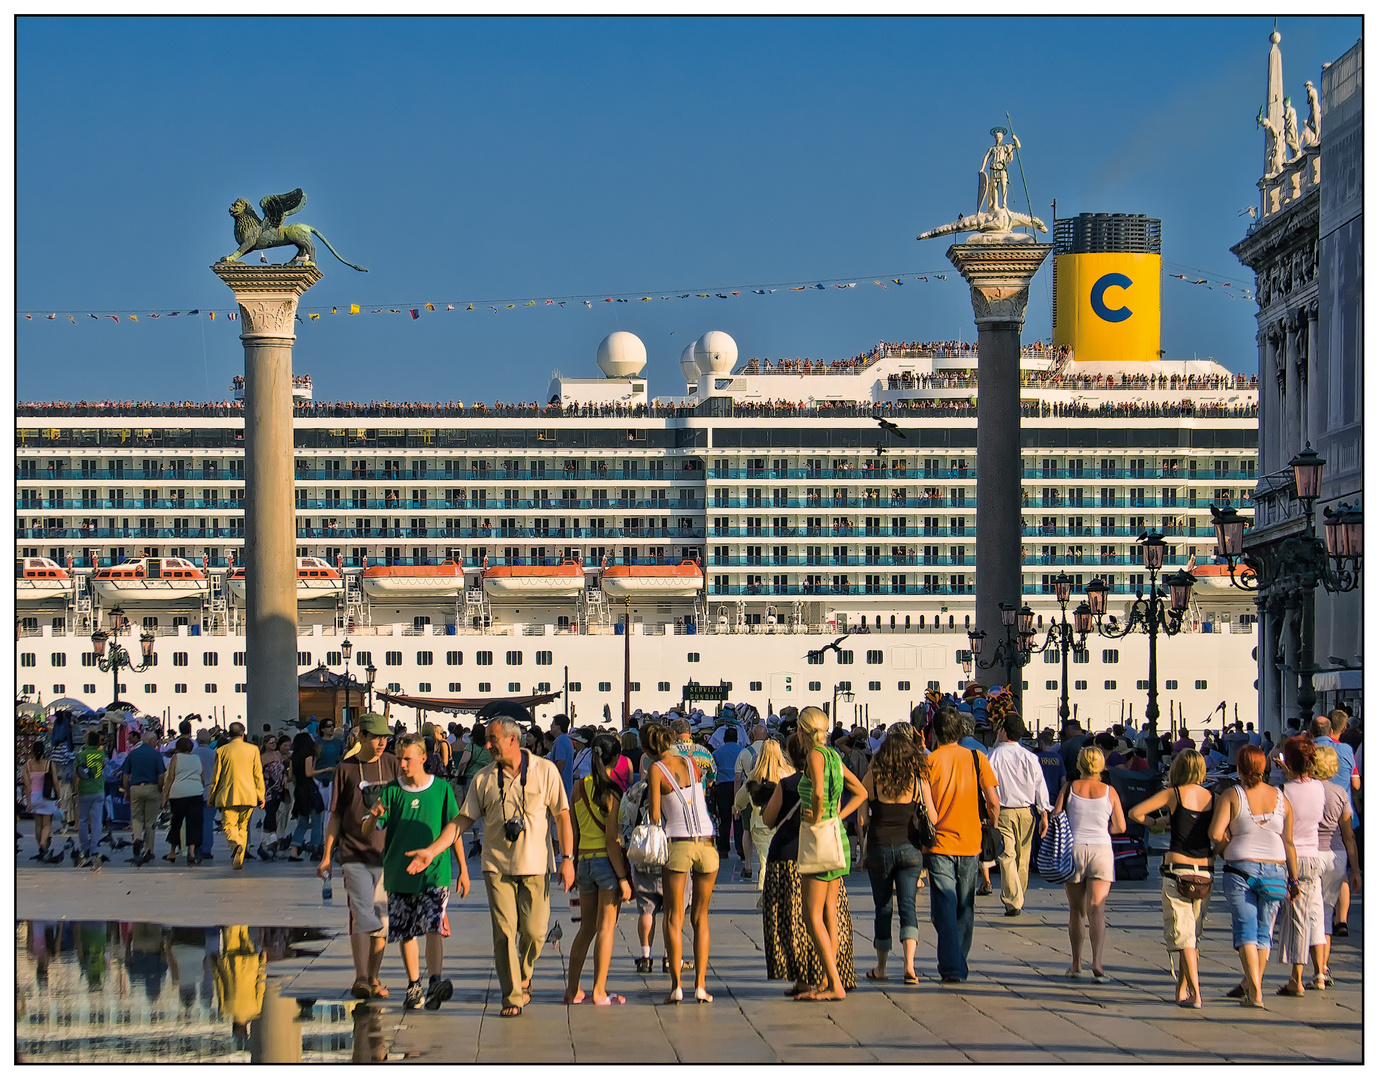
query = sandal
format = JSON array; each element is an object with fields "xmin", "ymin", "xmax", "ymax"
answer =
[
  {"xmin": 1275, "ymin": 984, "xmax": 1305, "ymax": 997},
  {"xmin": 351, "ymin": 979, "xmax": 373, "ymax": 1000},
  {"xmin": 903, "ymin": 971, "xmax": 919, "ymax": 986},
  {"xmin": 369, "ymin": 980, "xmax": 389, "ymax": 999},
  {"xmin": 864, "ymin": 969, "xmax": 888, "ymax": 982},
  {"xmin": 592, "ymin": 994, "xmax": 625, "ymax": 1005},
  {"xmin": 500, "ymin": 1005, "xmax": 522, "ymax": 1018}
]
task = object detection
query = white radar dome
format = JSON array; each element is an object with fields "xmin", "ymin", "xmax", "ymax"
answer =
[
  {"xmin": 694, "ymin": 330, "xmax": 738, "ymax": 375},
  {"xmin": 680, "ymin": 343, "xmax": 699, "ymax": 385},
  {"xmin": 596, "ymin": 331, "xmax": 647, "ymax": 378}
]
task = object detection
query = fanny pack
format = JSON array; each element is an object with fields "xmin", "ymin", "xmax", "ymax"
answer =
[
  {"xmin": 1224, "ymin": 862, "xmax": 1288, "ymax": 902},
  {"xmin": 1161, "ymin": 863, "xmax": 1213, "ymax": 901}
]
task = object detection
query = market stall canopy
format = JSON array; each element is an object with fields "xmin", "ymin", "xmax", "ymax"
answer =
[
  {"xmin": 46, "ymin": 697, "xmax": 96, "ymax": 717},
  {"xmin": 375, "ymin": 690, "xmax": 561, "ymax": 716}
]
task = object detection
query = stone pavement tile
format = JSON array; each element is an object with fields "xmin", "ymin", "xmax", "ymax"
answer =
[{"xmin": 655, "ymin": 1002, "xmax": 778, "ymax": 1063}]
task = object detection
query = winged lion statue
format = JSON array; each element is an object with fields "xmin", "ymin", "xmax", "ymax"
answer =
[{"xmin": 220, "ymin": 189, "xmax": 368, "ymax": 272}]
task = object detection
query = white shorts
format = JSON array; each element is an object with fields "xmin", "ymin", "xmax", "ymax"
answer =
[{"xmin": 342, "ymin": 862, "xmax": 389, "ymax": 937}]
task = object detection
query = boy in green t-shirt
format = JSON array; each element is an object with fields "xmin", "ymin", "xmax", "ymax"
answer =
[
  {"xmin": 364, "ymin": 734, "xmax": 469, "ymax": 1010},
  {"xmin": 74, "ymin": 728, "xmax": 108, "ymax": 868}
]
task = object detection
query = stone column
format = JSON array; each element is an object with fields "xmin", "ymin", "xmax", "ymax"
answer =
[
  {"xmin": 212, "ymin": 264, "xmax": 321, "ymax": 728},
  {"xmin": 1282, "ymin": 316, "xmax": 1300, "ymax": 457},
  {"xmin": 945, "ymin": 238, "xmax": 1052, "ymax": 700},
  {"xmin": 1304, "ymin": 301, "xmax": 1321, "ymax": 451}
]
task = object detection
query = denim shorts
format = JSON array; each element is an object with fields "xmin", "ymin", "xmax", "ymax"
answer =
[
  {"xmin": 575, "ymin": 855, "xmax": 621, "ymax": 893},
  {"xmin": 1222, "ymin": 860, "xmax": 1285, "ymax": 950}
]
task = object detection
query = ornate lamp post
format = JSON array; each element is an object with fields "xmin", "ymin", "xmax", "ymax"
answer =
[
  {"xmin": 89, "ymin": 606, "xmax": 157, "ymax": 709},
  {"xmin": 968, "ymin": 601, "xmax": 1031, "ymax": 700},
  {"xmin": 365, "ymin": 661, "xmax": 377, "ymax": 712},
  {"xmin": 1209, "ymin": 443, "xmax": 1362, "ymax": 717},
  {"xmin": 1018, "ymin": 573, "xmax": 1091, "ymax": 728},
  {"xmin": 831, "ymin": 681, "xmax": 855, "ymax": 725},
  {"xmin": 1085, "ymin": 531, "xmax": 1196, "ymax": 771},
  {"xmin": 340, "ymin": 637, "xmax": 353, "ymax": 726}
]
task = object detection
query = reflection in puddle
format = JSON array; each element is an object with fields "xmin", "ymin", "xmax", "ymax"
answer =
[{"xmin": 15, "ymin": 921, "xmax": 396, "ymax": 1063}]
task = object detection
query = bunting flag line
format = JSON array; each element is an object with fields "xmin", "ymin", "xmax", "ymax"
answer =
[{"xmin": 18, "ymin": 261, "xmax": 1255, "ymax": 326}]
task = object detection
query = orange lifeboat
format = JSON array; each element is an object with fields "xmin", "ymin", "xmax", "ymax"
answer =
[
  {"xmin": 228, "ymin": 556, "xmax": 343, "ymax": 604},
  {"xmin": 1187, "ymin": 563, "xmax": 1238, "ymax": 589},
  {"xmin": 16, "ymin": 556, "xmax": 74, "ymax": 603},
  {"xmin": 93, "ymin": 556, "xmax": 208, "ymax": 605},
  {"xmin": 482, "ymin": 558, "xmax": 585, "ymax": 600},
  {"xmin": 363, "ymin": 559, "xmax": 468, "ymax": 600},
  {"xmin": 601, "ymin": 560, "xmax": 704, "ymax": 599}
]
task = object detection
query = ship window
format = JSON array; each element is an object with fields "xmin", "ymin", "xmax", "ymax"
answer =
[
  {"xmin": 418, "ymin": 683, "xmax": 431, "ymax": 693},
  {"xmin": 326, "ymin": 652, "xmax": 342, "ymax": 666},
  {"xmin": 897, "ymin": 681, "xmax": 911, "ymax": 691},
  {"xmin": 1046, "ymin": 681, "xmax": 1059, "ymax": 690},
  {"xmin": 1195, "ymin": 679, "xmax": 1208, "ymax": 690},
  {"xmin": 20, "ymin": 654, "xmax": 36, "ymax": 668},
  {"xmin": 417, "ymin": 652, "xmax": 433, "ymax": 666},
  {"xmin": 446, "ymin": 651, "xmax": 464, "ymax": 666},
  {"xmin": 81, "ymin": 652, "xmax": 98, "ymax": 667},
  {"xmin": 174, "ymin": 684, "xmax": 187, "ymax": 694},
  {"xmin": 173, "ymin": 653, "xmax": 188, "ymax": 667},
  {"xmin": 203, "ymin": 653, "xmax": 218, "ymax": 666},
  {"xmin": 1104, "ymin": 680, "xmax": 1117, "ymax": 690},
  {"xmin": 837, "ymin": 651, "xmax": 853, "ymax": 665},
  {"xmin": 687, "ymin": 652, "xmax": 700, "ymax": 663},
  {"xmin": 478, "ymin": 682, "xmax": 491, "ymax": 693},
  {"xmin": 1165, "ymin": 679, "xmax": 1179, "ymax": 690},
  {"xmin": 658, "ymin": 681, "xmax": 671, "ymax": 692},
  {"xmin": 235, "ymin": 683, "xmax": 247, "ymax": 694},
  {"xmin": 809, "ymin": 681, "xmax": 822, "ymax": 692},
  {"xmin": 866, "ymin": 650, "xmax": 883, "ymax": 665},
  {"xmin": 50, "ymin": 653, "xmax": 66, "ymax": 667},
  {"xmin": 505, "ymin": 651, "xmax": 522, "ymax": 666},
  {"xmin": 449, "ymin": 683, "xmax": 462, "ymax": 692},
  {"xmin": 354, "ymin": 651, "xmax": 371, "ymax": 667},
  {"xmin": 385, "ymin": 651, "xmax": 402, "ymax": 666},
  {"xmin": 536, "ymin": 651, "xmax": 553, "ymax": 665},
  {"xmin": 508, "ymin": 682, "xmax": 521, "ymax": 693},
  {"xmin": 144, "ymin": 684, "xmax": 156, "ymax": 694},
  {"xmin": 1102, "ymin": 649, "xmax": 1119, "ymax": 664},
  {"xmin": 234, "ymin": 652, "xmax": 246, "ymax": 665},
  {"xmin": 629, "ymin": 682, "xmax": 641, "ymax": 692},
  {"xmin": 297, "ymin": 652, "xmax": 312, "ymax": 666},
  {"xmin": 869, "ymin": 681, "xmax": 881, "ymax": 691},
  {"xmin": 599, "ymin": 681, "xmax": 612, "ymax": 692},
  {"xmin": 749, "ymin": 681, "xmax": 763, "ymax": 692},
  {"xmin": 568, "ymin": 682, "xmax": 582, "ymax": 692},
  {"xmin": 1074, "ymin": 680, "xmax": 1088, "ymax": 691},
  {"xmin": 476, "ymin": 651, "xmax": 493, "ymax": 666}
]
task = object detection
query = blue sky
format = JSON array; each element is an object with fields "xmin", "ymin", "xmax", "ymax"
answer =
[{"xmin": 17, "ymin": 15, "xmax": 1361, "ymax": 403}]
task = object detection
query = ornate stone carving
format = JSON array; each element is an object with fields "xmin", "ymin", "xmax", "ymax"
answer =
[
  {"xmin": 970, "ymin": 284, "xmax": 1031, "ymax": 323},
  {"xmin": 943, "ymin": 242, "xmax": 1052, "ymax": 328},
  {"xmin": 210, "ymin": 264, "xmax": 322, "ymax": 342}
]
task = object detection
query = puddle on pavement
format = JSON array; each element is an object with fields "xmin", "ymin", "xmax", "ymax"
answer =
[{"xmin": 15, "ymin": 921, "xmax": 405, "ymax": 1063}]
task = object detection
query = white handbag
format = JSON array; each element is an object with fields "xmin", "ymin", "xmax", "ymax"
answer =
[
  {"xmin": 627, "ymin": 820, "xmax": 669, "ymax": 872},
  {"xmin": 796, "ymin": 814, "xmax": 847, "ymax": 876}
]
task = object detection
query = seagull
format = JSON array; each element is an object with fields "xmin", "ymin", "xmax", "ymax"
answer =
[
  {"xmin": 259, "ymin": 252, "xmax": 269, "ymax": 264},
  {"xmin": 804, "ymin": 634, "xmax": 850, "ymax": 663},
  {"xmin": 874, "ymin": 415, "xmax": 907, "ymax": 439}
]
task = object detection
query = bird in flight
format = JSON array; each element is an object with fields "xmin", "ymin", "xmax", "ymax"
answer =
[
  {"xmin": 874, "ymin": 415, "xmax": 907, "ymax": 439},
  {"xmin": 804, "ymin": 634, "xmax": 850, "ymax": 663}
]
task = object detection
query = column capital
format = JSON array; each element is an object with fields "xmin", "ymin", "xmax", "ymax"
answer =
[
  {"xmin": 945, "ymin": 240, "xmax": 1053, "ymax": 327},
  {"xmin": 210, "ymin": 263, "xmax": 322, "ymax": 340}
]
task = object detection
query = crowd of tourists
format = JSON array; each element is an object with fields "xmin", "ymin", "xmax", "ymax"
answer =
[{"xmin": 20, "ymin": 696, "xmax": 1362, "ymax": 1017}]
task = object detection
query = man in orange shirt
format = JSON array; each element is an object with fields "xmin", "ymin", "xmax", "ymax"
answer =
[{"xmin": 923, "ymin": 706, "xmax": 1000, "ymax": 982}]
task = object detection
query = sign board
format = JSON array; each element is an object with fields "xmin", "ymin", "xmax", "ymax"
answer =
[{"xmin": 682, "ymin": 683, "xmax": 729, "ymax": 702}]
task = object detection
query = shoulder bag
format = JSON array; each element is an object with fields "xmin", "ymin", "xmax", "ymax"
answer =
[
  {"xmin": 1036, "ymin": 811, "xmax": 1075, "ymax": 883},
  {"xmin": 627, "ymin": 764, "xmax": 677, "ymax": 872},
  {"xmin": 971, "ymin": 749, "xmax": 1005, "ymax": 862},
  {"xmin": 908, "ymin": 777, "xmax": 938, "ymax": 851},
  {"xmin": 42, "ymin": 763, "xmax": 59, "ymax": 803},
  {"xmin": 797, "ymin": 748, "xmax": 847, "ymax": 876}
]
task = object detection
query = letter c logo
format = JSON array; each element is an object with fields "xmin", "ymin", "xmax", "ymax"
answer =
[{"xmin": 1090, "ymin": 273, "xmax": 1133, "ymax": 322}]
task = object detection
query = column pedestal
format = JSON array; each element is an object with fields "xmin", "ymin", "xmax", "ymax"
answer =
[
  {"xmin": 212, "ymin": 264, "xmax": 322, "ymax": 728},
  {"xmin": 945, "ymin": 237, "xmax": 1051, "ymax": 705}
]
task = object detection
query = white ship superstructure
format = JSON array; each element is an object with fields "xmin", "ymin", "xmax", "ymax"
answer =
[{"xmin": 16, "ymin": 330, "xmax": 1260, "ymax": 731}]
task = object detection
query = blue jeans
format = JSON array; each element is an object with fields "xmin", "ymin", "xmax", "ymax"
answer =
[
  {"xmin": 927, "ymin": 852, "xmax": 979, "ymax": 980},
  {"xmin": 864, "ymin": 842, "xmax": 924, "ymax": 953},
  {"xmin": 292, "ymin": 809, "xmax": 323, "ymax": 851},
  {"xmin": 77, "ymin": 793, "xmax": 104, "ymax": 857},
  {"xmin": 1223, "ymin": 860, "xmax": 1285, "ymax": 950}
]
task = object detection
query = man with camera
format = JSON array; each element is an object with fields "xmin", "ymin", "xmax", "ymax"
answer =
[
  {"xmin": 404, "ymin": 701, "xmax": 574, "ymax": 1018},
  {"xmin": 318, "ymin": 713, "xmax": 399, "ymax": 1001}
]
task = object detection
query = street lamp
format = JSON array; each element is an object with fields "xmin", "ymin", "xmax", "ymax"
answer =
[
  {"xmin": 365, "ymin": 661, "xmax": 377, "ymax": 712},
  {"xmin": 1021, "ymin": 573, "xmax": 1089, "ymax": 729},
  {"xmin": 968, "ymin": 601, "xmax": 1032, "ymax": 698},
  {"xmin": 1084, "ymin": 531, "xmax": 1196, "ymax": 771},
  {"xmin": 89, "ymin": 606, "xmax": 156, "ymax": 709},
  {"xmin": 340, "ymin": 636, "xmax": 353, "ymax": 726},
  {"xmin": 1208, "ymin": 443, "xmax": 1362, "ymax": 718},
  {"xmin": 831, "ymin": 681, "xmax": 855, "ymax": 725}
]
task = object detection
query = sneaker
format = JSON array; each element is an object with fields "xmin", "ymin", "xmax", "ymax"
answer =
[
  {"xmin": 404, "ymin": 982, "xmax": 425, "ymax": 1010},
  {"xmin": 424, "ymin": 977, "xmax": 453, "ymax": 1010},
  {"xmin": 635, "ymin": 957, "xmax": 653, "ymax": 975},
  {"xmin": 232, "ymin": 844, "xmax": 245, "ymax": 871}
]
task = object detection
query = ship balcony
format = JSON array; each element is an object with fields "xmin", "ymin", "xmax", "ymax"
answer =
[
  {"xmin": 712, "ymin": 554, "xmax": 972, "ymax": 568},
  {"xmin": 708, "ymin": 468, "xmax": 973, "ymax": 481},
  {"xmin": 712, "ymin": 497, "xmax": 963, "ymax": 510},
  {"xmin": 287, "ymin": 497, "xmax": 704, "ymax": 512}
]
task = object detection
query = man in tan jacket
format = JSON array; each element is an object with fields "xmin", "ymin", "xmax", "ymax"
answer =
[{"xmin": 210, "ymin": 722, "xmax": 265, "ymax": 870}]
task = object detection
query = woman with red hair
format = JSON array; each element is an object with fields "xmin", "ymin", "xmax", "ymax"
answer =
[
  {"xmin": 1208, "ymin": 743, "xmax": 1300, "ymax": 1007},
  {"xmin": 1275, "ymin": 735, "xmax": 1327, "ymax": 996}
]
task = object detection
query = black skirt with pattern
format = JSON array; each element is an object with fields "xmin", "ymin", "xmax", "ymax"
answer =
[{"xmin": 762, "ymin": 860, "xmax": 856, "ymax": 989}]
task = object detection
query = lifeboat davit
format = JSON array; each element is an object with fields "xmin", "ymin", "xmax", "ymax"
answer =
[
  {"xmin": 93, "ymin": 557, "xmax": 208, "ymax": 605},
  {"xmin": 363, "ymin": 559, "xmax": 467, "ymax": 600},
  {"xmin": 16, "ymin": 556, "xmax": 74, "ymax": 602},
  {"xmin": 228, "ymin": 556, "xmax": 343, "ymax": 603},
  {"xmin": 601, "ymin": 560, "xmax": 704, "ymax": 599},
  {"xmin": 483, "ymin": 559, "xmax": 585, "ymax": 600}
]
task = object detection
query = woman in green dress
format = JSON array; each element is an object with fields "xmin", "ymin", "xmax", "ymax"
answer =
[{"xmin": 795, "ymin": 706, "xmax": 868, "ymax": 1001}]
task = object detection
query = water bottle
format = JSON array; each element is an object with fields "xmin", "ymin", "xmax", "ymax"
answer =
[{"xmin": 322, "ymin": 871, "xmax": 333, "ymax": 905}]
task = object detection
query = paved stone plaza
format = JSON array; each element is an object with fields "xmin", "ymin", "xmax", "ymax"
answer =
[{"xmin": 15, "ymin": 836, "xmax": 1362, "ymax": 1064}]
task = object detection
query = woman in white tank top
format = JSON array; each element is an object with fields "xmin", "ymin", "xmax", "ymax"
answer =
[
  {"xmin": 1208, "ymin": 743, "xmax": 1299, "ymax": 1008},
  {"xmin": 1277, "ymin": 737, "xmax": 1328, "ymax": 996},
  {"xmin": 1052, "ymin": 745, "xmax": 1125, "ymax": 981}
]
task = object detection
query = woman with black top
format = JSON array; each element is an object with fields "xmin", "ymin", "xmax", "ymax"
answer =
[
  {"xmin": 1128, "ymin": 749, "xmax": 1215, "ymax": 1008},
  {"xmin": 857, "ymin": 732, "xmax": 932, "ymax": 985},
  {"xmin": 288, "ymin": 732, "xmax": 329, "ymax": 861},
  {"xmin": 761, "ymin": 732, "xmax": 856, "ymax": 997}
]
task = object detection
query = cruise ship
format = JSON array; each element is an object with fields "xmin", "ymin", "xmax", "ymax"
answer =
[{"xmin": 15, "ymin": 216, "xmax": 1262, "ymax": 732}]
